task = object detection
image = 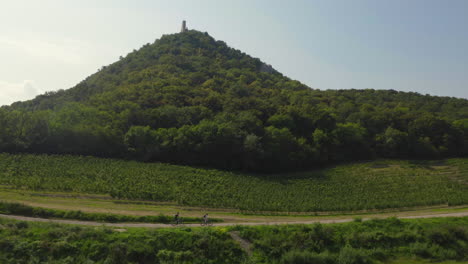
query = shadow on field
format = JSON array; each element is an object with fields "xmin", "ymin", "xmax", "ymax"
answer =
[{"xmin": 407, "ymin": 159, "xmax": 448, "ymax": 170}]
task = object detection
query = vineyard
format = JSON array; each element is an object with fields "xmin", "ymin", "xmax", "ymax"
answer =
[{"xmin": 0, "ymin": 153, "xmax": 467, "ymax": 212}]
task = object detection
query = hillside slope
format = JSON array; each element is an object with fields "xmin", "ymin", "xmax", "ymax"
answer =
[{"xmin": 1, "ymin": 30, "xmax": 468, "ymax": 171}]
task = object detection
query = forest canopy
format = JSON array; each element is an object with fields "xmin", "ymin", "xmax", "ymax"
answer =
[{"xmin": 1, "ymin": 30, "xmax": 468, "ymax": 172}]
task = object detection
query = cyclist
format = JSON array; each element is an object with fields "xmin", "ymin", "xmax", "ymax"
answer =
[
  {"xmin": 174, "ymin": 212, "xmax": 180, "ymax": 225},
  {"xmin": 202, "ymin": 213, "xmax": 209, "ymax": 225}
]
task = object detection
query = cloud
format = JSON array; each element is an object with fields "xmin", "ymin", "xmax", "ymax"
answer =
[
  {"xmin": 0, "ymin": 80, "xmax": 42, "ymax": 106},
  {"xmin": 0, "ymin": 35, "xmax": 91, "ymax": 65}
]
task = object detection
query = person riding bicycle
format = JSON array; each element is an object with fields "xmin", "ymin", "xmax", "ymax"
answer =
[
  {"xmin": 203, "ymin": 213, "xmax": 209, "ymax": 225},
  {"xmin": 174, "ymin": 212, "xmax": 180, "ymax": 224}
]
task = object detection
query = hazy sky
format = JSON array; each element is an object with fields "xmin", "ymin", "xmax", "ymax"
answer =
[{"xmin": 1, "ymin": 0, "xmax": 468, "ymax": 106}]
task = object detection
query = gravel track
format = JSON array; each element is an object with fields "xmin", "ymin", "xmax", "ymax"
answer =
[{"xmin": 1, "ymin": 211, "xmax": 468, "ymax": 228}]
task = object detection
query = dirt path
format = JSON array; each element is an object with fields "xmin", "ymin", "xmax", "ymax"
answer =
[{"xmin": 1, "ymin": 211, "xmax": 468, "ymax": 228}]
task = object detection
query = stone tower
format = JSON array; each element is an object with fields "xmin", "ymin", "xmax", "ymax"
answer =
[{"xmin": 181, "ymin": 20, "xmax": 188, "ymax": 33}]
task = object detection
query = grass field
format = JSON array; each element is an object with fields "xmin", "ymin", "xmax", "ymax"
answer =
[{"xmin": 0, "ymin": 153, "xmax": 468, "ymax": 212}]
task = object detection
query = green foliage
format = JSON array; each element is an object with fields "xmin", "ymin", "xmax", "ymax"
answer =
[
  {"xmin": 280, "ymin": 250, "xmax": 335, "ymax": 264},
  {"xmin": 0, "ymin": 218, "xmax": 245, "ymax": 263},
  {"xmin": 236, "ymin": 217, "xmax": 468, "ymax": 264},
  {"xmin": 0, "ymin": 201, "xmax": 221, "ymax": 223},
  {"xmin": 1, "ymin": 153, "xmax": 468, "ymax": 212},
  {"xmin": 0, "ymin": 31, "xmax": 467, "ymax": 172},
  {"xmin": 0, "ymin": 217, "xmax": 467, "ymax": 263},
  {"xmin": 337, "ymin": 245, "xmax": 371, "ymax": 264},
  {"xmin": 376, "ymin": 127, "xmax": 409, "ymax": 158}
]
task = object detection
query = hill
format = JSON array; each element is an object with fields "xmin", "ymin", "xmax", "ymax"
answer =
[{"xmin": 1, "ymin": 30, "xmax": 468, "ymax": 171}]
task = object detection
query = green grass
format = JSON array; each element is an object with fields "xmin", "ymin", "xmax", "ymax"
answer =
[
  {"xmin": 0, "ymin": 201, "xmax": 222, "ymax": 223},
  {"xmin": 1, "ymin": 153, "xmax": 468, "ymax": 212},
  {"xmin": 1, "ymin": 186, "xmax": 467, "ymax": 226}
]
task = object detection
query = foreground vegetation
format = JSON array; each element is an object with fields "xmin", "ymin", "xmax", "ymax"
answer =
[
  {"xmin": 0, "ymin": 218, "xmax": 245, "ymax": 264},
  {"xmin": 1, "ymin": 30, "xmax": 468, "ymax": 172},
  {"xmin": 0, "ymin": 201, "xmax": 221, "ymax": 224},
  {"xmin": 0, "ymin": 217, "xmax": 467, "ymax": 263},
  {"xmin": 237, "ymin": 217, "xmax": 468, "ymax": 263},
  {"xmin": 1, "ymin": 153, "xmax": 467, "ymax": 212}
]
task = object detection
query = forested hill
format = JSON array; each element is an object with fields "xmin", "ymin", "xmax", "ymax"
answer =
[{"xmin": 1, "ymin": 30, "xmax": 468, "ymax": 172}]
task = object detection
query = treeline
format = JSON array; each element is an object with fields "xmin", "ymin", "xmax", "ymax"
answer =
[{"xmin": 2, "ymin": 31, "xmax": 468, "ymax": 171}]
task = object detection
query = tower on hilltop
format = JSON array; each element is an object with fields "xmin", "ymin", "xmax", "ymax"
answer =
[{"xmin": 181, "ymin": 20, "xmax": 188, "ymax": 33}]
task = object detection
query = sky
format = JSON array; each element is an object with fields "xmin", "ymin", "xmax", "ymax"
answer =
[{"xmin": 1, "ymin": 0, "xmax": 467, "ymax": 106}]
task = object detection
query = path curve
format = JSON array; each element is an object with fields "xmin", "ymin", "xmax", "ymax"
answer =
[{"xmin": 1, "ymin": 212, "xmax": 468, "ymax": 228}]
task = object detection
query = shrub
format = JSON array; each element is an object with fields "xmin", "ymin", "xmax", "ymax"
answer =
[
  {"xmin": 337, "ymin": 245, "xmax": 371, "ymax": 264},
  {"xmin": 157, "ymin": 249, "xmax": 194, "ymax": 263},
  {"xmin": 104, "ymin": 243, "xmax": 128, "ymax": 264},
  {"xmin": 280, "ymin": 250, "xmax": 335, "ymax": 264},
  {"xmin": 14, "ymin": 221, "xmax": 28, "ymax": 229}
]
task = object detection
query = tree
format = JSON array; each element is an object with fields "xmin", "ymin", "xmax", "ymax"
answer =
[
  {"xmin": 267, "ymin": 114, "xmax": 295, "ymax": 131},
  {"xmin": 453, "ymin": 119, "xmax": 468, "ymax": 155},
  {"xmin": 333, "ymin": 123, "xmax": 371, "ymax": 161},
  {"xmin": 262, "ymin": 126, "xmax": 308, "ymax": 170},
  {"xmin": 375, "ymin": 127, "xmax": 409, "ymax": 158},
  {"xmin": 312, "ymin": 128, "xmax": 335, "ymax": 163},
  {"xmin": 124, "ymin": 126, "xmax": 158, "ymax": 161}
]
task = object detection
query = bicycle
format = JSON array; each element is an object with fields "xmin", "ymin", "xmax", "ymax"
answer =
[
  {"xmin": 201, "ymin": 219, "xmax": 213, "ymax": 226},
  {"xmin": 171, "ymin": 218, "xmax": 184, "ymax": 226}
]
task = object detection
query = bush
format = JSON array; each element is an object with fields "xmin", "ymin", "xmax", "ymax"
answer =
[
  {"xmin": 428, "ymin": 227, "xmax": 456, "ymax": 246},
  {"xmin": 367, "ymin": 248, "xmax": 387, "ymax": 262},
  {"xmin": 411, "ymin": 242, "xmax": 459, "ymax": 260},
  {"xmin": 14, "ymin": 221, "xmax": 28, "ymax": 229},
  {"xmin": 429, "ymin": 246, "xmax": 457, "ymax": 260},
  {"xmin": 280, "ymin": 250, "xmax": 335, "ymax": 264},
  {"xmin": 157, "ymin": 250, "xmax": 194, "ymax": 263},
  {"xmin": 104, "ymin": 243, "xmax": 128, "ymax": 264},
  {"xmin": 337, "ymin": 245, "xmax": 371, "ymax": 264}
]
